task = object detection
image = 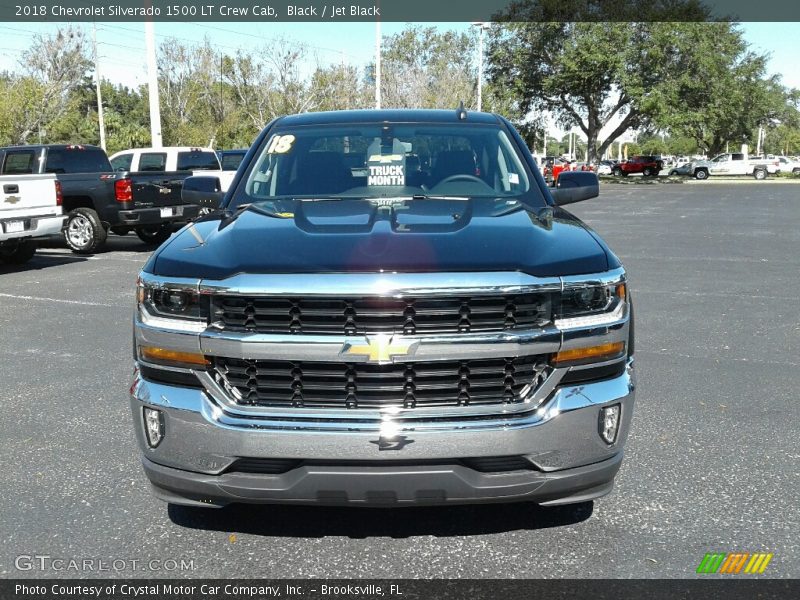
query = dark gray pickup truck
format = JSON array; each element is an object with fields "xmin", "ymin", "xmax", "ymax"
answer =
[
  {"xmin": 130, "ymin": 108, "xmax": 635, "ymax": 509},
  {"xmin": 0, "ymin": 144, "xmax": 199, "ymax": 253}
]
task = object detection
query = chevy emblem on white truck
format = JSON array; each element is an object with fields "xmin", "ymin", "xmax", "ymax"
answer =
[{"xmin": 340, "ymin": 335, "xmax": 419, "ymax": 364}]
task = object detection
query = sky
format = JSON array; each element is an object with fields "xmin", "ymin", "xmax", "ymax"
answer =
[{"xmin": 0, "ymin": 20, "xmax": 796, "ymax": 141}]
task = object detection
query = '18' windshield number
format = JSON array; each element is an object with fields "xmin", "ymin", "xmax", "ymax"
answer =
[{"xmin": 266, "ymin": 135, "xmax": 296, "ymax": 154}]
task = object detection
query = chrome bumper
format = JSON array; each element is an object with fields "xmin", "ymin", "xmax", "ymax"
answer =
[
  {"xmin": 130, "ymin": 361, "xmax": 635, "ymax": 505},
  {"xmin": 1, "ymin": 214, "xmax": 64, "ymax": 241}
]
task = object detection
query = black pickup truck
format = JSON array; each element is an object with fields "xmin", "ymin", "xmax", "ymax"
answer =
[
  {"xmin": 131, "ymin": 108, "xmax": 636, "ymax": 509},
  {"xmin": 0, "ymin": 144, "xmax": 199, "ymax": 253}
]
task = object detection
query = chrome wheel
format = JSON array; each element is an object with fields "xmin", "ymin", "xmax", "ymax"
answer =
[{"xmin": 67, "ymin": 215, "xmax": 92, "ymax": 248}]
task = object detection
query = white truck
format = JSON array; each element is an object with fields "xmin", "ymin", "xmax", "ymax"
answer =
[
  {"xmin": 690, "ymin": 153, "xmax": 770, "ymax": 180},
  {"xmin": 0, "ymin": 173, "xmax": 64, "ymax": 264},
  {"xmin": 108, "ymin": 147, "xmax": 236, "ymax": 192}
]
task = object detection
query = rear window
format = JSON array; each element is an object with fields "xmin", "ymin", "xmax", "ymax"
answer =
[
  {"xmin": 2, "ymin": 151, "xmax": 37, "ymax": 174},
  {"xmin": 110, "ymin": 153, "xmax": 133, "ymax": 171},
  {"xmin": 139, "ymin": 153, "xmax": 167, "ymax": 171},
  {"xmin": 177, "ymin": 151, "xmax": 220, "ymax": 171},
  {"xmin": 45, "ymin": 147, "xmax": 111, "ymax": 174},
  {"xmin": 220, "ymin": 152, "xmax": 245, "ymax": 171}
]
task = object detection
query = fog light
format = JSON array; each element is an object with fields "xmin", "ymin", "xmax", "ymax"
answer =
[
  {"xmin": 599, "ymin": 404, "xmax": 621, "ymax": 444},
  {"xmin": 143, "ymin": 407, "xmax": 165, "ymax": 448}
]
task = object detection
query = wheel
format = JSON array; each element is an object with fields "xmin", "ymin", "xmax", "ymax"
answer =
[
  {"xmin": 668, "ymin": 170, "xmax": 678, "ymax": 176},
  {"xmin": 643, "ymin": 167, "xmax": 654, "ymax": 176},
  {"xmin": 64, "ymin": 207, "xmax": 107, "ymax": 254},
  {"xmin": 694, "ymin": 169, "xmax": 708, "ymax": 180},
  {"xmin": 135, "ymin": 224, "xmax": 172, "ymax": 246},
  {"xmin": 753, "ymin": 168, "xmax": 767, "ymax": 180},
  {"xmin": 792, "ymin": 168, "xmax": 799, "ymax": 175},
  {"xmin": 612, "ymin": 167, "xmax": 622, "ymax": 177},
  {"xmin": 0, "ymin": 240, "xmax": 36, "ymax": 264},
  {"xmin": 110, "ymin": 226, "xmax": 130, "ymax": 236},
  {"xmin": 621, "ymin": 171, "xmax": 629, "ymax": 177}
]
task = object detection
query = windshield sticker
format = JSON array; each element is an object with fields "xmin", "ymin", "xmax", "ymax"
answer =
[
  {"xmin": 266, "ymin": 134, "xmax": 295, "ymax": 154},
  {"xmin": 368, "ymin": 163, "xmax": 405, "ymax": 186},
  {"xmin": 508, "ymin": 173, "xmax": 520, "ymax": 184}
]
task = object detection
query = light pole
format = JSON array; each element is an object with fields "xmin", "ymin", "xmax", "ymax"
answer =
[
  {"xmin": 375, "ymin": 19, "xmax": 381, "ymax": 109},
  {"xmin": 472, "ymin": 22, "xmax": 491, "ymax": 112},
  {"xmin": 92, "ymin": 23, "xmax": 106, "ymax": 151}
]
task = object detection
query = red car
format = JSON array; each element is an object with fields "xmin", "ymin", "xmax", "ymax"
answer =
[
  {"xmin": 613, "ymin": 155, "xmax": 663, "ymax": 177},
  {"xmin": 540, "ymin": 156, "xmax": 569, "ymax": 184}
]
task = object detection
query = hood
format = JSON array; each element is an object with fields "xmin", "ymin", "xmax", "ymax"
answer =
[{"xmin": 146, "ymin": 198, "xmax": 613, "ymax": 280}]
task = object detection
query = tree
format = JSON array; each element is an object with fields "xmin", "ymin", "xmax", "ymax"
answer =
[
  {"xmin": 377, "ymin": 25, "xmax": 477, "ymax": 109},
  {"xmin": 487, "ymin": 14, "xmax": 781, "ymax": 161},
  {"xmin": 310, "ymin": 63, "xmax": 370, "ymax": 112},
  {"xmin": 645, "ymin": 25, "xmax": 792, "ymax": 155},
  {"xmin": 489, "ymin": 22, "xmax": 660, "ymax": 162},
  {"xmin": 3, "ymin": 26, "xmax": 91, "ymax": 144}
]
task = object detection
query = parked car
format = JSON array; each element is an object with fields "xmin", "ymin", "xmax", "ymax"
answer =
[
  {"xmin": 667, "ymin": 163, "xmax": 694, "ymax": 176},
  {"xmin": 689, "ymin": 153, "xmax": 770, "ymax": 180},
  {"xmin": 129, "ymin": 107, "xmax": 635, "ymax": 509},
  {"xmin": 109, "ymin": 146, "xmax": 236, "ymax": 192},
  {"xmin": 596, "ymin": 162, "xmax": 613, "ymax": 175},
  {"xmin": 775, "ymin": 156, "xmax": 800, "ymax": 174},
  {"xmin": 540, "ymin": 156, "xmax": 568, "ymax": 184},
  {"xmin": 612, "ymin": 155, "xmax": 663, "ymax": 177},
  {"xmin": 0, "ymin": 172, "xmax": 63, "ymax": 264},
  {"xmin": 0, "ymin": 144, "xmax": 200, "ymax": 253},
  {"xmin": 218, "ymin": 149, "xmax": 248, "ymax": 171}
]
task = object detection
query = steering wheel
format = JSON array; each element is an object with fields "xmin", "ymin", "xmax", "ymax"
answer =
[{"xmin": 435, "ymin": 174, "xmax": 486, "ymax": 186}]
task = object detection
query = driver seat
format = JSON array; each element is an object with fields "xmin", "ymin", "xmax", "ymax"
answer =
[{"xmin": 430, "ymin": 150, "xmax": 476, "ymax": 186}]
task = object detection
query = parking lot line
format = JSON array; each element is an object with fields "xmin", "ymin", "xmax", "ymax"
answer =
[{"xmin": 0, "ymin": 292, "xmax": 119, "ymax": 308}]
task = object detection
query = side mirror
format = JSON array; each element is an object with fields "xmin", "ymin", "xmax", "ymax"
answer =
[
  {"xmin": 551, "ymin": 171, "xmax": 599, "ymax": 206},
  {"xmin": 182, "ymin": 176, "xmax": 224, "ymax": 210}
]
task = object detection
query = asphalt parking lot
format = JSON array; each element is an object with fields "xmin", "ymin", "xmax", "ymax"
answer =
[{"xmin": 1, "ymin": 182, "xmax": 798, "ymax": 579}]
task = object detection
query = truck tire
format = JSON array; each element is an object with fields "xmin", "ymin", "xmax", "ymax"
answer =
[
  {"xmin": 135, "ymin": 224, "xmax": 172, "ymax": 246},
  {"xmin": 753, "ymin": 168, "xmax": 767, "ymax": 180},
  {"xmin": 694, "ymin": 169, "xmax": 708, "ymax": 180},
  {"xmin": 643, "ymin": 167, "xmax": 654, "ymax": 177},
  {"xmin": 792, "ymin": 168, "xmax": 800, "ymax": 175},
  {"xmin": 64, "ymin": 207, "xmax": 107, "ymax": 254},
  {"xmin": 0, "ymin": 240, "xmax": 36, "ymax": 264},
  {"xmin": 612, "ymin": 167, "xmax": 622, "ymax": 177}
]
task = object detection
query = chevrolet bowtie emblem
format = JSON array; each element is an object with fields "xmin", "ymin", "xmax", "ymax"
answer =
[
  {"xmin": 341, "ymin": 336, "xmax": 418, "ymax": 364},
  {"xmin": 4, "ymin": 195, "xmax": 21, "ymax": 204}
]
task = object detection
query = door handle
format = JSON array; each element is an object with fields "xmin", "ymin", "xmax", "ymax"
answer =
[{"xmin": 3, "ymin": 184, "xmax": 19, "ymax": 193}]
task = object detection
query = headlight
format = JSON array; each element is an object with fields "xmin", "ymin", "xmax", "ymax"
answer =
[
  {"xmin": 554, "ymin": 281, "xmax": 626, "ymax": 329},
  {"xmin": 137, "ymin": 277, "xmax": 207, "ymax": 322}
]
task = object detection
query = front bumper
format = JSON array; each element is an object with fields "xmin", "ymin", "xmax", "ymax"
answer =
[{"xmin": 129, "ymin": 364, "xmax": 635, "ymax": 507}]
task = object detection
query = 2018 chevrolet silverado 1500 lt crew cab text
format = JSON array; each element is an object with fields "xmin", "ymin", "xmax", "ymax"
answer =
[
  {"xmin": 130, "ymin": 109, "xmax": 636, "ymax": 508},
  {"xmin": 0, "ymin": 144, "xmax": 200, "ymax": 253},
  {"xmin": 0, "ymin": 173, "xmax": 63, "ymax": 264}
]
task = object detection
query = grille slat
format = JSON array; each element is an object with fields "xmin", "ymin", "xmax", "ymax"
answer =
[
  {"xmin": 213, "ymin": 356, "xmax": 548, "ymax": 410},
  {"xmin": 213, "ymin": 294, "xmax": 550, "ymax": 335}
]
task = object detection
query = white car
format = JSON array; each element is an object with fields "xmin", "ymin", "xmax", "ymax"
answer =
[
  {"xmin": 596, "ymin": 163, "xmax": 613, "ymax": 175},
  {"xmin": 775, "ymin": 156, "xmax": 800, "ymax": 174},
  {"xmin": 109, "ymin": 146, "xmax": 236, "ymax": 192}
]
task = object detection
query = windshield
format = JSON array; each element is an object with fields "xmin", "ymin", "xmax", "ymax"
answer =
[{"xmin": 236, "ymin": 122, "xmax": 535, "ymax": 208}]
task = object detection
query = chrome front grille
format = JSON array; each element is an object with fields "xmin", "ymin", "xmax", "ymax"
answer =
[
  {"xmin": 212, "ymin": 294, "xmax": 551, "ymax": 335},
  {"xmin": 212, "ymin": 356, "xmax": 549, "ymax": 409}
]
